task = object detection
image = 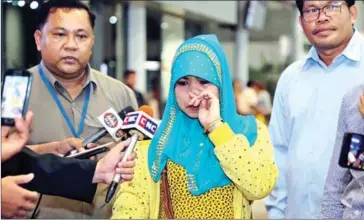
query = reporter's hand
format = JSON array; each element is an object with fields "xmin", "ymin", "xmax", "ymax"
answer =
[
  {"xmin": 56, "ymin": 138, "xmax": 84, "ymax": 156},
  {"xmin": 32, "ymin": 138, "xmax": 84, "ymax": 156},
  {"xmin": 1, "ymin": 174, "xmax": 39, "ymax": 219},
  {"xmin": 92, "ymin": 138, "xmax": 136, "ymax": 184},
  {"xmin": 1, "ymin": 111, "xmax": 33, "ymax": 162}
]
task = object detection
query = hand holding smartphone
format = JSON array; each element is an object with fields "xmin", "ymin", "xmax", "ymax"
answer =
[
  {"xmin": 339, "ymin": 132, "xmax": 364, "ymax": 171},
  {"xmin": 1, "ymin": 69, "xmax": 33, "ymax": 126},
  {"xmin": 66, "ymin": 142, "xmax": 114, "ymax": 159}
]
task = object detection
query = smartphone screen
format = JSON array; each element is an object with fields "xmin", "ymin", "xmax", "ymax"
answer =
[
  {"xmin": 339, "ymin": 133, "xmax": 364, "ymax": 171},
  {"xmin": 1, "ymin": 70, "xmax": 32, "ymax": 126}
]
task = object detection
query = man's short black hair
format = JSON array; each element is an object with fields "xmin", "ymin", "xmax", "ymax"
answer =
[
  {"xmin": 124, "ymin": 70, "xmax": 136, "ymax": 79},
  {"xmin": 295, "ymin": 0, "xmax": 355, "ymax": 15},
  {"xmin": 247, "ymin": 80, "xmax": 255, "ymax": 87},
  {"xmin": 36, "ymin": 0, "xmax": 96, "ymax": 30}
]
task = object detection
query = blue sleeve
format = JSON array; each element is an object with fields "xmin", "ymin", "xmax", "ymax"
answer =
[
  {"xmin": 321, "ymin": 94, "xmax": 352, "ymax": 219},
  {"xmin": 264, "ymin": 75, "xmax": 290, "ymax": 219}
]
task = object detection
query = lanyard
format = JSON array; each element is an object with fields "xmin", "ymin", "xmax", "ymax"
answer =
[{"xmin": 38, "ymin": 66, "xmax": 91, "ymax": 138}]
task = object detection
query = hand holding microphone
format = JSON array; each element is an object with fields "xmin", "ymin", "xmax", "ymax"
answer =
[
  {"xmin": 92, "ymin": 138, "xmax": 136, "ymax": 184},
  {"xmin": 105, "ymin": 105, "xmax": 159, "ymax": 203}
]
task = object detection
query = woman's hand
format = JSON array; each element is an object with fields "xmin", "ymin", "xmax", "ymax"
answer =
[{"xmin": 188, "ymin": 91, "xmax": 221, "ymax": 129}]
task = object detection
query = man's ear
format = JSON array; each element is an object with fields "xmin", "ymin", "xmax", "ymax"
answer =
[
  {"xmin": 298, "ymin": 15, "xmax": 303, "ymax": 29},
  {"xmin": 349, "ymin": 5, "xmax": 358, "ymax": 25},
  {"xmin": 34, "ymin": 30, "xmax": 42, "ymax": 51},
  {"xmin": 90, "ymin": 34, "xmax": 95, "ymax": 56}
]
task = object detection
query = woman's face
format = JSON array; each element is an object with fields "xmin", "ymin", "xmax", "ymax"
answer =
[{"xmin": 174, "ymin": 76, "xmax": 219, "ymax": 118}]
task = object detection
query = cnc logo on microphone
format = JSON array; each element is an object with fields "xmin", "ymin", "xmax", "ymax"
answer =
[
  {"xmin": 138, "ymin": 115, "xmax": 158, "ymax": 134},
  {"xmin": 122, "ymin": 113, "xmax": 139, "ymax": 126},
  {"xmin": 121, "ymin": 111, "xmax": 160, "ymax": 139},
  {"xmin": 103, "ymin": 112, "xmax": 118, "ymax": 128}
]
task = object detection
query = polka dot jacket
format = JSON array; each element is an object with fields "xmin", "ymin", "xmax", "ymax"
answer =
[{"xmin": 111, "ymin": 120, "xmax": 278, "ymax": 219}]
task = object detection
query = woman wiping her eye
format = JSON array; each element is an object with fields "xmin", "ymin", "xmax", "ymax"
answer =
[{"xmin": 111, "ymin": 34, "xmax": 278, "ymax": 219}]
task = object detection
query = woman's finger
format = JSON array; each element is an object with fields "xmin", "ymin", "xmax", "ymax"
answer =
[
  {"xmin": 116, "ymin": 167, "xmax": 134, "ymax": 175},
  {"xmin": 193, "ymin": 98, "xmax": 202, "ymax": 107},
  {"xmin": 199, "ymin": 99, "xmax": 208, "ymax": 110},
  {"xmin": 188, "ymin": 95, "xmax": 199, "ymax": 106}
]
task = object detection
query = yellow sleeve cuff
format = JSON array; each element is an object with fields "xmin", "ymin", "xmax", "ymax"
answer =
[{"xmin": 208, "ymin": 122, "xmax": 235, "ymax": 147}]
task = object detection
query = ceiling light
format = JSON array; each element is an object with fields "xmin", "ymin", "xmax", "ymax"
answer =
[
  {"xmin": 18, "ymin": 0, "xmax": 26, "ymax": 7},
  {"xmin": 161, "ymin": 22, "xmax": 169, "ymax": 29},
  {"xmin": 30, "ymin": 1, "xmax": 39, "ymax": 10},
  {"xmin": 109, "ymin": 16, "xmax": 117, "ymax": 24}
]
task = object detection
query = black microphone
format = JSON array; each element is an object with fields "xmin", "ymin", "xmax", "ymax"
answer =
[
  {"xmin": 64, "ymin": 106, "xmax": 135, "ymax": 157},
  {"xmin": 82, "ymin": 106, "xmax": 134, "ymax": 148}
]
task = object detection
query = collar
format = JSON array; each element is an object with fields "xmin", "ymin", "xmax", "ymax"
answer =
[
  {"xmin": 39, "ymin": 61, "xmax": 97, "ymax": 90},
  {"xmin": 341, "ymin": 29, "xmax": 363, "ymax": 62},
  {"xmin": 303, "ymin": 29, "xmax": 363, "ymax": 70}
]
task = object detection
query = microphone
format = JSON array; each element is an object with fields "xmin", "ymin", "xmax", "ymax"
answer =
[
  {"xmin": 82, "ymin": 106, "xmax": 135, "ymax": 148},
  {"xmin": 65, "ymin": 106, "xmax": 134, "ymax": 157},
  {"xmin": 105, "ymin": 105, "xmax": 159, "ymax": 203}
]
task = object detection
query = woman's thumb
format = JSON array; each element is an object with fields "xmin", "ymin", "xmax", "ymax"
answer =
[{"xmin": 12, "ymin": 173, "xmax": 34, "ymax": 184}]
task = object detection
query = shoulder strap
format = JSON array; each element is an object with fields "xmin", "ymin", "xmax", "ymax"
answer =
[{"xmin": 161, "ymin": 169, "xmax": 174, "ymax": 219}]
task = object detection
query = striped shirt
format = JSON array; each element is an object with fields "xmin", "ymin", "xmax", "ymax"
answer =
[{"xmin": 321, "ymin": 84, "xmax": 364, "ymax": 219}]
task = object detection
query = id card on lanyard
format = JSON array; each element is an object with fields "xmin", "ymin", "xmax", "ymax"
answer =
[{"xmin": 38, "ymin": 65, "xmax": 91, "ymax": 138}]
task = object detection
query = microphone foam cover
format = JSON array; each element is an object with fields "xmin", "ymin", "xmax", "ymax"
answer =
[{"xmin": 138, "ymin": 105, "xmax": 154, "ymax": 117}]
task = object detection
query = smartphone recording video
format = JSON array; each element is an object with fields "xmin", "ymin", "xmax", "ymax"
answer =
[
  {"xmin": 339, "ymin": 132, "xmax": 364, "ymax": 171},
  {"xmin": 1, "ymin": 69, "xmax": 33, "ymax": 126}
]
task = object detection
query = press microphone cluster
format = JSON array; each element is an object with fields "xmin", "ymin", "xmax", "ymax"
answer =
[
  {"xmin": 83, "ymin": 106, "xmax": 135, "ymax": 148},
  {"xmin": 64, "ymin": 106, "xmax": 135, "ymax": 157},
  {"xmin": 105, "ymin": 105, "xmax": 160, "ymax": 203}
]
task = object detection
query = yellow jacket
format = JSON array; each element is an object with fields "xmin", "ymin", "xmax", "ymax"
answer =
[{"xmin": 112, "ymin": 120, "xmax": 278, "ymax": 219}]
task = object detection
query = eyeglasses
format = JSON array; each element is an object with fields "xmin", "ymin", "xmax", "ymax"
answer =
[{"xmin": 302, "ymin": 2, "xmax": 347, "ymax": 22}]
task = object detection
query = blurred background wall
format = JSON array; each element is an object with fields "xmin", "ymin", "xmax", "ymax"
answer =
[{"xmin": 2, "ymin": 0, "xmax": 364, "ymax": 119}]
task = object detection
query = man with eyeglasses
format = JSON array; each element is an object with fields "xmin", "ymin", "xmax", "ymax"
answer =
[{"xmin": 265, "ymin": 0, "xmax": 364, "ymax": 219}]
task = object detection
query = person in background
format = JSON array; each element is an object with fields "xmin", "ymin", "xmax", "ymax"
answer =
[
  {"xmin": 266, "ymin": 0, "xmax": 364, "ymax": 218},
  {"xmin": 233, "ymin": 79, "xmax": 258, "ymax": 115},
  {"xmin": 233, "ymin": 79, "xmax": 246, "ymax": 114},
  {"xmin": 255, "ymin": 81, "xmax": 272, "ymax": 125},
  {"xmin": 244, "ymin": 80, "xmax": 260, "ymax": 115},
  {"xmin": 124, "ymin": 70, "xmax": 146, "ymax": 107},
  {"xmin": 144, "ymin": 90, "xmax": 161, "ymax": 120}
]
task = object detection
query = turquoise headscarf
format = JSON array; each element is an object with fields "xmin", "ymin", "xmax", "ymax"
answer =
[{"xmin": 148, "ymin": 34, "xmax": 258, "ymax": 195}]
